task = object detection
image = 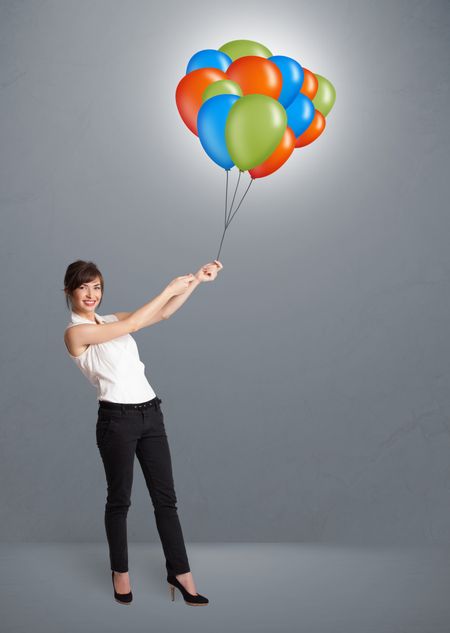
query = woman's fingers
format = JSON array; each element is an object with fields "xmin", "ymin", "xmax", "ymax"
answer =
[
  {"xmin": 200, "ymin": 261, "xmax": 223, "ymax": 270},
  {"xmin": 204, "ymin": 262, "xmax": 223, "ymax": 271}
]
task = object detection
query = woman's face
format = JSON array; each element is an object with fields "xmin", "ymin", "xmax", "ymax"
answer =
[{"xmin": 70, "ymin": 276, "xmax": 102, "ymax": 314}]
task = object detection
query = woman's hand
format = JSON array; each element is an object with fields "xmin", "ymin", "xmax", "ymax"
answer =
[
  {"xmin": 165, "ymin": 260, "xmax": 223, "ymax": 298},
  {"xmin": 166, "ymin": 274, "xmax": 196, "ymax": 296},
  {"xmin": 195, "ymin": 260, "xmax": 224, "ymax": 283}
]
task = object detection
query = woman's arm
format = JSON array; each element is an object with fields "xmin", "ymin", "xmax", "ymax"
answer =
[
  {"xmin": 130, "ymin": 287, "xmax": 175, "ymax": 331},
  {"xmin": 161, "ymin": 260, "xmax": 223, "ymax": 319},
  {"xmin": 161, "ymin": 276, "xmax": 201, "ymax": 318},
  {"xmin": 131, "ymin": 261, "xmax": 224, "ymax": 330}
]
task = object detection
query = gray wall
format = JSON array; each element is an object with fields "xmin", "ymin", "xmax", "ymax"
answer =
[{"xmin": 1, "ymin": 0, "xmax": 449, "ymax": 544}]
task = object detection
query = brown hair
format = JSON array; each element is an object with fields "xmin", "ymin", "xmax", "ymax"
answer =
[{"xmin": 63, "ymin": 260, "xmax": 104, "ymax": 310}]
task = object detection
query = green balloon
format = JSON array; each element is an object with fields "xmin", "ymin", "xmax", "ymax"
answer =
[
  {"xmin": 312, "ymin": 74, "xmax": 336, "ymax": 117},
  {"xmin": 225, "ymin": 94, "xmax": 287, "ymax": 171},
  {"xmin": 218, "ymin": 39, "xmax": 272, "ymax": 61},
  {"xmin": 202, "ymin": 80, "xmax": 243, "ymax": 103}
]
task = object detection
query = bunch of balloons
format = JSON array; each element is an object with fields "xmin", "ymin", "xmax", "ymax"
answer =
[{"xmin": 175, "ymin": 39, "xmax": 336, "ymax": 260}]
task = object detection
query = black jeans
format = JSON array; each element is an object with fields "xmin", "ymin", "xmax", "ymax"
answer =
[{"xmin": 96, "ymin": 396, "xmax": 190, "ymax": 576}]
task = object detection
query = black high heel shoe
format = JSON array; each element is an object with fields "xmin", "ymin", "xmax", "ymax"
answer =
[
  {"xmin": 167, "ymin": 574, "xmax": 209, "ymax": 606},
  {"xmin": 111, "ymin": 570, "xmax": 133, "ymax": 605}
]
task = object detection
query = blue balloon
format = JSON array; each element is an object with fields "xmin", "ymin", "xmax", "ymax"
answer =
[
  {"xmin": 268, "ymin": 55, "xmax": 304, "ymax": 108},
  {"xmin": 197, "ymin": 94, "xmax": 240, "ymax": 170},
  {"xmin": 186, "ymin": 49, "xmax": 232, "ymax": 74},
  {"xmin": 286, "ymin": 93, "xmax": 315, "ymax": 137}
]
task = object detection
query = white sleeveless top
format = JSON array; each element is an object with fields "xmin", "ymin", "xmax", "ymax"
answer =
[{"xmin": 65, "ymin": 311, "xmax": 156, "ymax": 404}]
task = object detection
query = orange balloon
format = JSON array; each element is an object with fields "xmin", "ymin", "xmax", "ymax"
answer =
[
  {"xmin": 300, "ymin": 68, "xmax": 318, "ymax": 100},
  {"xmin": 226, "ymin": 56, "xmax": 282, "ymax": 99},
  {"xmin": 249, "ymin": 127, "xmax": 296, "ymax": 179},
  {"xmin": 176, "ymin": 68, "xmax": 227, "ymax": 136},
  {"xmin": 295, "ymin": 110, "xmax": 326, "ymax": 147}
]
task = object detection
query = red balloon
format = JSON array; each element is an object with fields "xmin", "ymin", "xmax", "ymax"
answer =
[
  {"xmin": 300, "ymin": 68, "xmax": 318, "ymax": 100},
  {"xmin": 295, "ymin": 110, "xmax": 326, "ymax": 147},
  {"xmin": 249, "ymin": 127, "xmax": 296, "ymax": 179},
  {"xmin": 226, "ymin": 56, "xmax": 282, "ymax": 99},
  {"xmin": 176, "ymin": 68, "xmax": 227, "ymax": 136}
]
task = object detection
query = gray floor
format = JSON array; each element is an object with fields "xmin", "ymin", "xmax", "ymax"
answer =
[{"xmin": 2, "ymin": 543, "xmax": 450, "ymax": 633}]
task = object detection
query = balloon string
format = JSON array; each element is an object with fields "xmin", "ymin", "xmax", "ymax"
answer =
[
  {"xmin": 227, "ymin": 169, "xmax": 242, "ymax": 225},
  {"xmin": 226, "ymin": 178, "xmax": 253, "ymax": 229},
  {"xmin": 216, "ymin": 225, "xmax": 227, "ymax": 262},
  {"xmin": 216, "ymin": 173, "xmax": 254, "ymax": 262},
  {"xmin": 224, "ymin": 169, "xmax": 229, "ymax": 229},
  {"xmin": 215, "ymin": 169, "xmax": 231, "ymax": 261}
]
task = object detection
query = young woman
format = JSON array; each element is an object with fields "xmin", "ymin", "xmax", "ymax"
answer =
[{"xmin": 63, "ymin": 258, "xmax": 223, "ymax": 606}]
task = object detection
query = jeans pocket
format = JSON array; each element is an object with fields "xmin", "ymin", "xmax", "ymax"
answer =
[
  {"xmin": 96, "ymin": 418, "xmax": 116, "ymax": 448},
  {"xmin": 157, "ymin": 408, "xmax": 167, "ymax": 435}
]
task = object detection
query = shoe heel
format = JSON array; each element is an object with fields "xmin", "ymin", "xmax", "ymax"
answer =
[{"xmin": 166, "ymin": 574, "xmax": 209, "ymax": 606}]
